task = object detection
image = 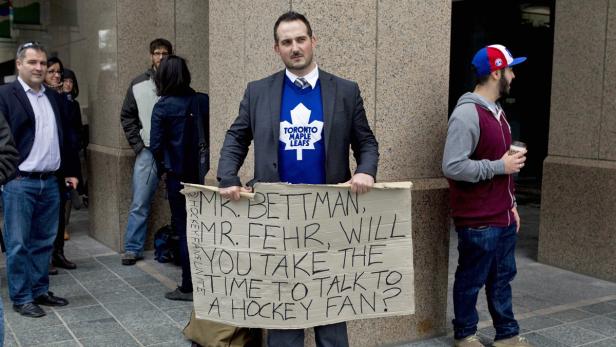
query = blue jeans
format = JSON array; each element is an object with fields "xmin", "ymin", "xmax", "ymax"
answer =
[
  {"xmin": 268, "ymin": 322, "xmax": 348, "ymax": 347},
  {"xmin": 0, "ymin": 290, "xmax": 4, "ymax": 346},
  {"xmin": 2, "ymin": 176, "xmax": 59, "ymax": 305},
  {"xmin": 124, "ymin": 149, "xmax": 159, "ymax": 256},
  {"xmin": 453, "ymin": 223, "xmax": 519, "ymax": 340},
  {"xmin": 166, "ymin": 176, "xmax": 192, "ymax": 292}
]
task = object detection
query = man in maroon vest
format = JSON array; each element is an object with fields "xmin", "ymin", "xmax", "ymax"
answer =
[{"xmin": 442, "ymin": 45, "xmax": 532, "ymax": 347}]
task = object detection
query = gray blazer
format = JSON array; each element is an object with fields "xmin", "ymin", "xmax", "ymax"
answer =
[{"xmin": 217, "ymin": 69, "xmax": 379, "ymax": 188}]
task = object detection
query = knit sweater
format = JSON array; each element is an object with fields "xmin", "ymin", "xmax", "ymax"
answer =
[{"xmin": 278, "ymin": 77, "xmax": 325, "ymax": 184}]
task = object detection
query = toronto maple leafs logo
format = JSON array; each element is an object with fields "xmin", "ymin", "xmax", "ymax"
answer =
[{"xmin": 279, "ymin": 103, "xmax": 323, "ymax": 160}]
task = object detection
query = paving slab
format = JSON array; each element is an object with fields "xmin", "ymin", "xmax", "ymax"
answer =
[
  {"xmin": 518, "ymin": 315, "xmax": 562, "ymax": 331},
  {"xmin": 129, "ymin": 322, "xmax": 185, "ymax": 346},
  {"xmin": 56, "ymin": 305, "xmax": 113, "ymax": 324},
  {"xmin": 581, "ymin": 338, "xmax": 616, "ymax": 347},
  {"xmin": 574, "ymin": 316, "xmax": 616, "ymax": 337},
  {"xmin": 78, "ymin": 331, "xmax": 141, "ymax": 347},
  {"xmin": 116, "ymin": 308, "xmax": 178, "ymax": 331},
  {"xmin": 103, "ymin": 297, "xmax": 159, "ymax": 318},
  {"xmin": 38, "ymin": 341, "xmax": 81, "ymax": 347},
  {"xmin": 538, "ymin": 324, "xmax": 608, "ymax": 346},
  {"xmin": 578, "ymin": 302, "xmax": 616, "ymax": 315},
  {"xmin": 548, "ymin": 309, "xmax": 597, "ymax": 323},
  {"xmin": 68, "ymin": 317, "xmax": 125, "ymax": 338},
  {"xmin": 12, "ymin": 324, "xmax": 74, "ymax": 346},
  {"xmin": 519, "ymin": 332, "xmax": 567, "ymax": 347}
]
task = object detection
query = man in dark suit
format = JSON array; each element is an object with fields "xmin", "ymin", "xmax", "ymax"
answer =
[
  {"xmin": 0, "ymin": 109, "xmax": 19, "ymax": 342},
  {"xmin": 217, "ymin": 11, "xmax": 379, "ymax": 347},
  {"xmin": 0, "ymin": 42, "xmax": 80, "ymax": 318}
]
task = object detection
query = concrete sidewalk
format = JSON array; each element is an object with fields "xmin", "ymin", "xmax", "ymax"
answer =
[
  {"xmin": 0, "ymin": 209, "xmax": 192, "ymax": 346},
  {"xmin": 397, "ymin": 202, "xmax": 616, "ymax": 347},
  {"xmin": 0, "ymin": 200, "xmax": 615, "ymax": 346}
]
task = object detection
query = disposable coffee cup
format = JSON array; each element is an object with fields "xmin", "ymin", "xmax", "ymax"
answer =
[{"xmin": 509, "ymin": 141, "xmax": 527, "ymax": 155}]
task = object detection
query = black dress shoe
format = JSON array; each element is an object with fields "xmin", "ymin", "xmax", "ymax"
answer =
[
  {"xmin": 52, "ymin": 253, "xmax": 77, "ymax": 270},
  {"xmin": 49, "ymin": 264, "xmax": 59, "ymax": 276},
  {"xmin": 33, "ymin": 292, "xmax": 69, "ymax": 307},
  {"xmin": 13, "ymin": 302, "xmax": 46, "ymax": 317}
]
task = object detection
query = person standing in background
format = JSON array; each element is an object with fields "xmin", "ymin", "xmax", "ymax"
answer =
[
  {"xmin": 149, "ymin": 55, "xmax": 209, "ymax": 302},
  {"xmin": 0, "ymin": 41, "xmax": 80, "ymax": 318},
  {"xmin": 120, "ymin": 38, "xmax": 173, "ymax": 266},
  {"xmin": 0, "ymin": 109, "xmax": 21, "ymax": 346},
  {"xmin": 49, "ymin": 67, "xmax": 83, "ymax": 272}
]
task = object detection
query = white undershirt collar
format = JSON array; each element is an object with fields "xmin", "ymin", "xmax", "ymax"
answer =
[{"xmin": 285, "ymin": 65, "xmax": 319, "ymax": 89}]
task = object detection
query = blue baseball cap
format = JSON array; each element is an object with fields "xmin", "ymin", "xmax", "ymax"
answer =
[{"xmin": 472, "ymin": 44, "xmax": 527, "ymax": 77}]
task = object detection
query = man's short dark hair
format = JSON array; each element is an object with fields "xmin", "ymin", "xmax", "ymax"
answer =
[
  {"xmin": 149, "ymin": 38, "xmax": 173, "ymax": 55},
  {"xmin": 274, "ymin": 11, "xmax": 313, "ymax": 43},
  {"xmin": 16, "ymin": 41, "xmax": 48, "ymax": 61},
  {"xmin": 472, "ymin": 66, "xmax": 491, "ymax": 86}
]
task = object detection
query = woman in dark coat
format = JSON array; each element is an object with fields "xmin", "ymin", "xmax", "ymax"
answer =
[
  {"xmin": 150, "ymin": 55, "xmax": 209, "ymax": 301},
  {"xmin": 44, "ymin": 58, "xmax": 81, "ymax": 273}
]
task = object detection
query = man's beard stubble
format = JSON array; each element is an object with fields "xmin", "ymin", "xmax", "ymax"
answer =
[{"xmin": 498, "ymin": 73, "xmax": 511, "ymax": 98}]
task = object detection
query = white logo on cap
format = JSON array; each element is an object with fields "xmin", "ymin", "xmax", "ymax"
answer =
[{"xmin": 495, "ymin": 58, "xmax": 503, "ymax": 67}]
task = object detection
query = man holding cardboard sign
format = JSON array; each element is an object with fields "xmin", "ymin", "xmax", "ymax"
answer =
[{"xmin": 217, "ymin": 10, "xmax": 379, "ymax": 347}]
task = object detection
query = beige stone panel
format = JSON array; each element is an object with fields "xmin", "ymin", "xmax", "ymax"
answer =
[
  {"xmin": 175, "ymin": 0, "xmax": 209, "ymax": 93},
  {"xmin": 600, "ymin": 0, "xmax": 616, "ymax": 160},
  {"xmin": 87, "ymin": 146, "xmax": 123, "ymax": 250},
  {"xmin": 66, "ymin": 32, "xmax": 90, "ymax": 113},
  {"xmin": 209, "ymin": 0, "xmax": 246, "ymax": 183},
  {"xmin": 208, "ymin": 0, "xmax": 289, "ymax": 184},
  {"xmin": 376, "ymin": 0, "xmax": 451, "ymax": 181},
  {"xmin": 74, "ymin": 1, "xmax": 179, "ymax": 251},
  {"xmin": 292, "ymin": 0, "xmax": 377, "ymax": 129},
  {"xmin": 549, "ymin": 0, "xmax": 607, "ymax": 159},
  {"xmin": 539, "ymin": 156, "xmax": 616, "ymax": 282},
  {"xmin": 77, "ymin": 0, "xmax": 122, "ymax": 149},
  {"xmin": 47, "ymin": 26, "xmax": 91, "ymax": 110},
  {"xmin": 117, "ymin": 0, "xmax": 175, "ymax": 90},
  {"xmin": 244, "ymin": 0, "xmax": 289, "ymax": 80},
  {"xmin": 46, "ymin": 0, "xmax": 90, "ymax": 112},
  {"xmin": 0, "ymin": 42, "xmax": 16, "ymax": 63},
  {"xmin": 116, "ymin": 0, "xmax": 174, "ymax": 150}
]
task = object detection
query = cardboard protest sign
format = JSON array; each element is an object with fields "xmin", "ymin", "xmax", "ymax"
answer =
[{"xmin": 182, "ymin": 182, "xmax": 414, "ymax": 329}]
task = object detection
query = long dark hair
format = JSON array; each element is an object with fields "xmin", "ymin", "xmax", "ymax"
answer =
[
  {"xmin": 155, "ymin": 55, "xmax": 192, "ymax": 96},
  {"xmin": 63, "ymin": 68, "xmax": 79, "ymax": 99}
]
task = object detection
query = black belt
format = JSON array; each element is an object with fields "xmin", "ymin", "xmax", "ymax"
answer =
[{"xmin": 18, "ymin": 171, "xmax": 57, "ymax": 179}]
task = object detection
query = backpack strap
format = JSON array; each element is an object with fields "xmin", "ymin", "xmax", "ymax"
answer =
[{"xmin": 189, "ymin": 93, "xmax": 210, "ymax": 184}]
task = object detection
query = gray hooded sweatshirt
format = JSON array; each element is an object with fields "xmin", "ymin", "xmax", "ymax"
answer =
[{"xmin": 442, "ymin": 92, "xmax": 507, "ymax": 183}]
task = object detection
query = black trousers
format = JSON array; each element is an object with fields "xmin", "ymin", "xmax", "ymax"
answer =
[
  {"xmin": 52, "ymin": 182, "xmax": 68, "ymax": 256},
  {"xmin": 167, "ymin": 175, "xmax": 192, "ymax": 292}
]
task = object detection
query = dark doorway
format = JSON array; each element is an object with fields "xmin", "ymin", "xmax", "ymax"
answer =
[
  {"xmin": 449, "ymin": 0, "xmax": 555, "ymax": 197},
  {"xmin": 0, "ymin": 59, "xmax": 15, "ymax": 84}
]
